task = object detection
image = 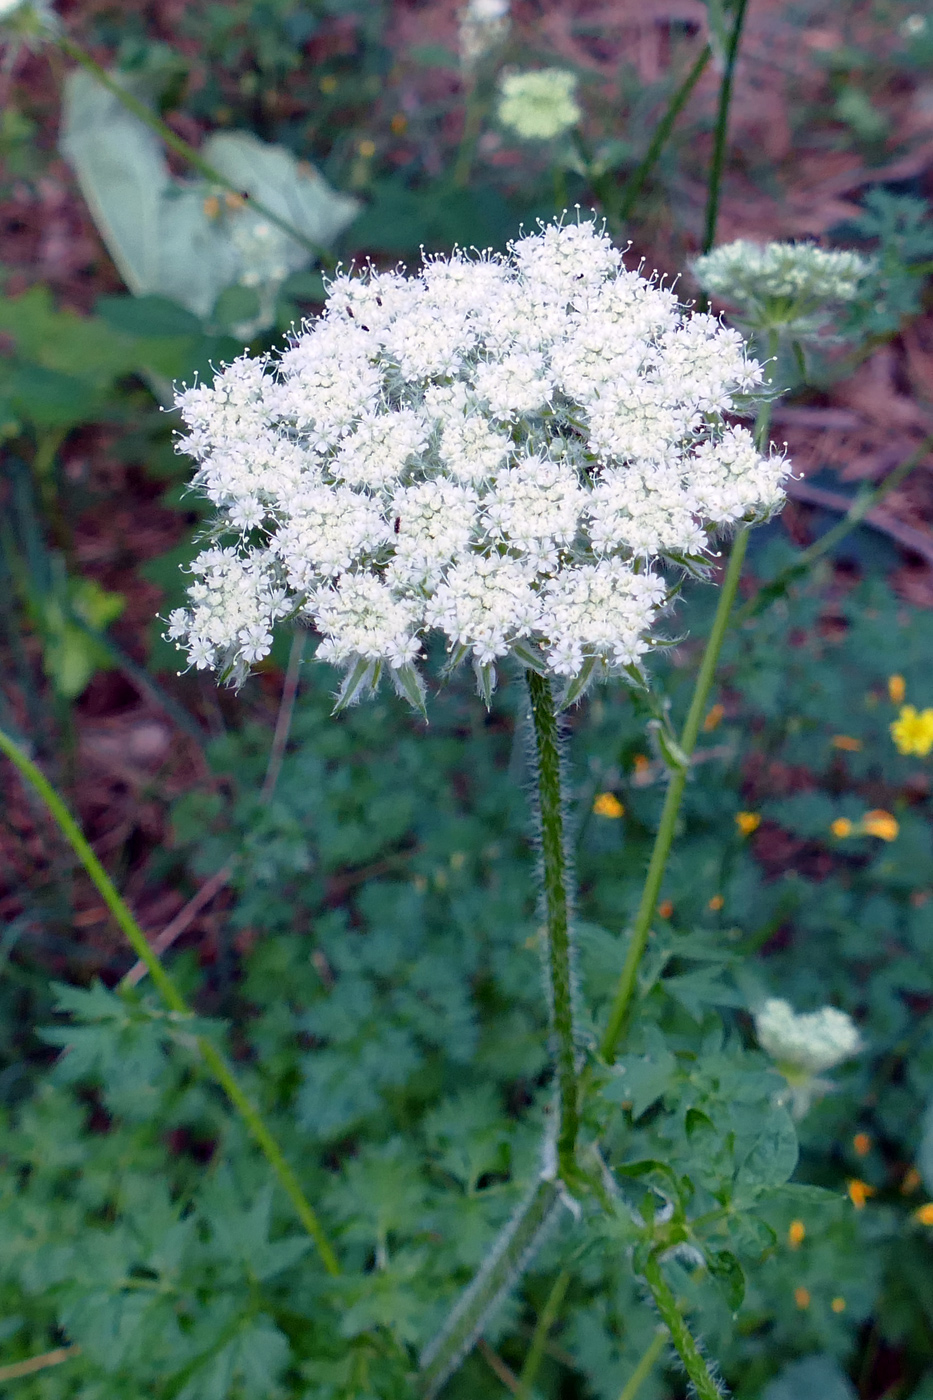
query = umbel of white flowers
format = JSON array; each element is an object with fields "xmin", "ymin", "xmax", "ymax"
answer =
[
  {"xmin": 497, "ymin": 69, "xmax": 581, "ymax": 142},
  {"xmin": 168, "ymin": 217, "xmax": 788, "ymax": 708},
  {"xmin": 458, "ymin": 0, "xmax": 510, "ymax": 71},
  {"xmin": 754, "ymin": 996, "xmax": 862, "ymax": 1118},
  {"xmin": 692, "ymin": 240, "xmax": 873, "ymax": 338}
]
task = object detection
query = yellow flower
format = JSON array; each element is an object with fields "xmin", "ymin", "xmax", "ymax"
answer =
[
  {"xmin": 862, "ymin": 809, "xmax": 898, "ymax": 841},
  {"xmin": 915, "ymin": 1202, "xmax": 933, "ymax": 1225},
  {"xmin": 703, "ymin": 703, "xmax": 724, "ymax": 732},
  {"xmin": 358, "ymin": 138, "xmax": 377, "ymax": 158},
  {"xmin": 853, "ymin": 1132, "xmax": 872, "ymax": 1157},
  {"xmin": 319, "ymin": 74, "xmax": 338, "ymax": 93},
  {"xmin": 831, "ymin": 1297, "xmax": 846, "ymax": 1314},
  {"xmin": 794, "ymin": 1287, "xmax": 811, "ymax": 1309},
  {"xmin": 593, "ymin": 792, "xmax": 624, "ymax": 819},
  {"xmin": 831, "ymin": 734, "xmax": 862, "ymax": 751},
  {"xmin": 788, "ymin": 1220, "xmax": 806, "ymax": 1248},
  {"xmin": 831, "ymin": 818, "xmax": 853, "ymax": 838},
  {"xmin": 891, "ymin": 705, "xmax": 933, "ymax": 757},
  {"xmin": 889, "ymin": 674, "xmax": 906, "ymax": 704},
  {"xmin": 736, "ymin": 811, "xmax": 761, "ymax": 836},
  {"xmin": 847, "ymin": 1179, "xmax": 876, "ymax": 1210}
]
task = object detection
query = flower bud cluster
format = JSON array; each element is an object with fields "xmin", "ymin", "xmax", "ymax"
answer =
[
  {"xmin": 169, "ymin": 217, "xmax": 787, "ymax": 700},
  {"xmin": 692, "ymin": 240, "xmax": 873, "ymax": 337},
  {"xmin": 754, "ymin": 997, "xmax": 862, "ymax": 1076},
  {"xmin": 497, "ymin": 70, "xmax": 581, "ymax": 142}
]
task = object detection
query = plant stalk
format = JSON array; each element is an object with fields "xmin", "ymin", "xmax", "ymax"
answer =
[
  {"xmin": 57, "ymin": 35, "xmax": 332, "ymax": 264},
  {"xmin": 701, "ymin": 0, "xmax": 751, "ymax": 255},
  {"xmin": 516, "ymin": 1269, "xmax": 571, "ymax": 1400},
  {"xmin": 617, "ymin": 44, "xmax": 712, "ymax": 222},
  {"xmin": 526, "ymin": 670, "xmax": 580, "ymax": 1179},
  {"xmin": 0, "ymin": 724, "xmax": 341, "ymax": 1278},
  {"xmin": 599, "ymin": 527, "xmax": 749, "ymax": 1063},
  {"xmin": 642, "ymin": 1254, "xmax": 724, "ymax": 1400},
  {"xmin": 419, "ymin": 1177, "xmax": 564, "ymax": 1398},
  {"xmin": 618, "ymin": 1328, "xmax": 668, "ymax": 1400}
]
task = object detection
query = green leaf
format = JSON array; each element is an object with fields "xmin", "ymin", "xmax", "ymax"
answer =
[
  {"xmin": 762, "ymin": 1356, "xmax": 857, "ymax": 1400},
  {"xmin": 734, "ymin": 1109, "xmax": 798, "ymax": 1198},
  {"xmin": 706, "ymin": 1248, "xmax": 745, "ymax": 1311}
]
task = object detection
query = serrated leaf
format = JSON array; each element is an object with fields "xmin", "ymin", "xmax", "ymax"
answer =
[{"xmin": 734, "ymin": 1109, "xmax": 798, "ymax": 1198}]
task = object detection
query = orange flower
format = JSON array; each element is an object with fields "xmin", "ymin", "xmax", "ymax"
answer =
[
  {"xmin": 914, "ymin": 1202, "xmax": 933, "ymax": 1225},
  {"xmin": 847, "ymin": 1179, "xmax": 876, "ymax": 1210},
  {"xmin": 862, "ymin": 809, "xmax": 898, "ymax": 841},
  {"xmin": 703, "ymin": 703, "xmax": 725, "ymax": 732},
  {"xmin": 832, "ymin": 734, "xmax": 862, "ymax": 752},
  {"xmin": 593, "ymin": 792, "xmax": 624, "ymax": 819},
  {"xmin": 658, "ymin": 900, "xmax": 674, "ymax": 920},
  {"xmin": 853, "ymin": 1132, "xmax": 872, "ymax": 1157},
  {"xmin": 390, "ymin": 112, "xmax": 408, "ymax": 134},
  {"xmin": 831, "ymin": 1297, "xmax": 846, "ymax": 1314},
  {"xmin": 831, "ymin": 818, "xmax": 853, "ymax": 838},
  {"xmin": 788, "ymin": 1220, "xmax": 806, "ymax": 1248},
  {"xmin": 735, "ymin": 811, "xmax": 761, "ymax": 836},
  {"xmin": 902, "ymin": 1167, "xmax": 922, "ymax": 1195},
  {"xmin": 889, "ymin": 674, "xmax": 906, "ymax": 704},
  {"xmin": 794, "ymin": 1287, "xmax": 811, "ymax": 1309},
  {"xmin": 708, "ymin": 894, "xmax": 724, "ymax": 911},
  {"xmin": 202, "ymin": 194, "xmax": 221, "ymax": 219}
]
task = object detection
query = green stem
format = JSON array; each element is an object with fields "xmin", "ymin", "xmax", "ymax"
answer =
[
  {"xmin": 599, "ymin": 527, "xmax": 749, "ymax": 1063},
  {"xmin": 419, "ymin": 1178, "xmax": 563, "ymax": 1399},
  {"xmin": 526, "ymin": 670, "xmax": 580, "ymax": 1179},
  {"xmin": 617, "ymin": 45, "xmax": 712, "ymax": 222},
  {"xmin": 642, "ymin": 1255, "xmax": 723, "ymax": 1400},
  {"xmin": 0, "ymin": 724, "xmax": 340, "ymax": 1278},
  {"xmin": 515, "ymin": 1270, "xmax": 571, "ymax": 1400},
  {"xmin": 618, "ymin": 1329, "xmax": 668, "ymax": 1400},
  {"xmin": 734, "ymin": 431, "xmax": 933, "ymax": 626},
  {"xmin": 57, "ymin": 35, "xmax": 331, "ymax": 264},
  {"xmin": 701, "ymin": 0, "xmax": 750, "ymax": 255}
]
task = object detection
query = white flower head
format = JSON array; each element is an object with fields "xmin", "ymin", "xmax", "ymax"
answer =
[
  {"xmin": 692, "ymin": 240, "xmax": 874, "ymax": 338},
  {"xmin": 755, "ymin": 997, "xmax": 862, "ymax": 1074},
  {"xmin": 497, "ymin": 70, "xmax": 581, "ymax": 142},
  {"xmin": 168, "ymin": 215, "xmax": 788, "ymax": 708},
  {"xmin": 459, "ymin": 0, "xmax": 509, "ymax": 71},
  {"xmin": 0, "ymin": 0, "xmax": 57, "ymax": 39}
]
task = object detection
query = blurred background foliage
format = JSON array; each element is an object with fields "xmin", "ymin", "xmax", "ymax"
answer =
[{"xmin": 2, "ymin": 0, "xmax": 933, "ymax": 1397}]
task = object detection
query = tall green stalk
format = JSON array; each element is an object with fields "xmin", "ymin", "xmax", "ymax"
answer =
[
  {"xmin": 701, "ymin": 0, "xmax": 751, "ymax": 255},
  {"xmin": 526, "ymin": 670, "xmax": 580, "ymax": 1179},
  {"xmin": 616, "ymin": 44, "xmax": 712, "ymax": 222},
  {"xmin": 599, "ymin": 526, "xmax": 749, "ymax": 1062},
  {"xmin": 0, "ymin": 724, "xmax": 340, "ymax": 1279},
  {"xmin": 642, "ymin": 1255, "xmax": 722, "ymax": 1400}
]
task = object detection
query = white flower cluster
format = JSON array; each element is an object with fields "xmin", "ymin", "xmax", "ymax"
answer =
[
  {"xmin": 497, "ymin": 70, "xmax": 581, "ymax": 142},
  {"xmin": 692, "ymin": 240, "xmax": 873, "ymax": 335},
  {"xmin": 168, "ymin": 217, "xmax": 787, "ymax": 704},
  {"xmin": 459, "ymin": 0, "xmax": 509, "ymax": 71},
  {"xmin": 754, "ymin": 997, "xmax": 862, "ymax": 1076}
]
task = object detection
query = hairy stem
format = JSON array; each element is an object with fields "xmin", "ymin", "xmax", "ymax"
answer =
[
  {"xmin": 617, "ymin": 44, "xmax": 712, "ymax": 222},
  {"xmin": 618, "ymin": 1328, "xmax": 668, "ymax": 1400},
  {"xmin": 0, "ymin": 725, "xmax": 341, "ymax": 1278},
  {"xmin": 526, "ymin": 670, "xmax": 580, "ymax": 1179},
  {"xmin": 599, "ymin": 527, "xmax": 749, "ymax": 1062},
  {"xmin": 701, "ymin": 0, "xmax": 751, "ymax": 256},
  {"xmin": 516, "ymin": 1270, "xmax": 571, "ymax": 1400},
  {"xmin": 57, "ymin": 35, "xmax": 331, "ymax": 264},
  {"xmin": 642, "ymin": 1255, "xmax": 724, "ymax": 1400},
  {"xmin": 419, "ymin": 1178, "xmax": 564, "ymax": 1398}
]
